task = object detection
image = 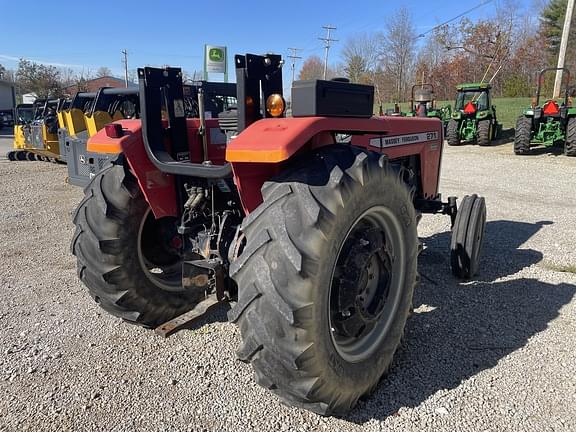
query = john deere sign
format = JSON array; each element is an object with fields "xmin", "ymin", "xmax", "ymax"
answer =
[{"xmin": 204, "ymin": 45, "xmax": 227, "ymax": 80}]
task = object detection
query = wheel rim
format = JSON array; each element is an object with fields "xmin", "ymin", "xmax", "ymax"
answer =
[
  {"xmin": 137, "ymin": 208, "xmax": 184, "ymax": 293},
  {"xmin": 329, "ymin": 205, "xmax": 406, "ymax": 363}
]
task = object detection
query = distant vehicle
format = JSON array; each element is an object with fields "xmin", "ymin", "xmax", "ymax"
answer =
[
  {"xmin": 0, "ymin": 80, "xmax": 16, "ymax": 128},
  {"xmin": 0, "ymin": 111, "xmax": 14, "ymax": 128}
]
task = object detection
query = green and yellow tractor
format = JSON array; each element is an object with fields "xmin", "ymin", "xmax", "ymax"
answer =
[
  {"xmin": 446, "ymin": 83, "xmax": 500, "ymax": 146},
  {"xmin": 514, "ymin": 68, "xmax": 575, "ymax": 156}
]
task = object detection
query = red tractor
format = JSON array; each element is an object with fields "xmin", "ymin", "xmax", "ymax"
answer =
[{"xmin": 71, "ymin": 53, "xmax": 486, "ymax": 415}]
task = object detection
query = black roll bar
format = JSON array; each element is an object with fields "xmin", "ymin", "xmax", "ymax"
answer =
[
  {"xmin": 536, "ymin": 67, "xmax": 571, "ymax": 106},
  {"xmin": 138, "ymin": 67, "xmax": 232, "ymax": 179}
]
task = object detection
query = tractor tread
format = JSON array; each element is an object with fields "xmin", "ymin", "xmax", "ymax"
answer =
[
  {"xmin": 71, "ymin": 156, "xmax": 198, "ymax": 328},
  {"xmin": 477, "ymin": 120, "xmax": 491, "ymax": 146},
  {"xmin": 230, "ymin": 145, "xmax": 419, "ymax": 415},
  {"xmin": 565, "ymin": 117, "xmax": 576, "ymax": 156},
  {"xmin": 446, "ymin": 119, "xmax": 461, "ymax": 146},
  {"xmin": 514, "ymin": 116, "xmax": 532, "ymax": 155}
]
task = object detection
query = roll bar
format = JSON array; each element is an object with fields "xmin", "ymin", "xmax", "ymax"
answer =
[
  {"xmin": 536, "ymin": 67, "xmax": 571, "ymax": 106},
  {"xmin": 69, "ymin": 92, "xmax": 97, "ymax": 112},
  {"xmin": 138, "ymin": 67, "xmax": 232, "ymax": 179},
  {"xmin": 89, "ymin": 87, "xmax": 139, "ymax": 116}
]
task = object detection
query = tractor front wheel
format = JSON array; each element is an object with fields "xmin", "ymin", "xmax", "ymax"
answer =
[
  {"xmin": 565, "ymin": 117, "xmax": 576, "ymax": 157},
  {"xmin": 450, "ymin": 194, "xmax": 486, "ymax": 279},
  {"xmin": 446, "ymin": 119, "xmax": 461, "ymax": 146},
  {"xmin": 477, "ymin": 120, "xmax": 491, "ymax": 146},
  {"xmin": 514, "ymin": 116, "xmax": 532, "ymax": 155},
  {"xmin": 229, "ymin": 145, "xmax": 419, "ymax": 415},
  {"xmin": 71, "ymin": 156, "xmax": 204, "ymax": 328}
]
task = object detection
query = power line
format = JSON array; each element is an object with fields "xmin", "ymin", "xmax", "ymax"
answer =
[
  {"xmin": 415, "ymin": 0, "xmax": 494, "ymax": 39},
  {"xmin": 287, "ymin": 47, "xmax": 303, "ymax": 87},
  {"xmin": 319, "ymin": 25, "xmax": 338, "ymax": 79}
]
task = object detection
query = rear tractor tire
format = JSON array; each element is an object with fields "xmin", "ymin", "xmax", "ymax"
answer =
[
  {"xmin": 514, "ymin": 116, "xmax": 532, "ymax": 155},
  {"xmin": 446, "ymin": 119, "xmax": 461, "ymax": 146},
  {"xmin": 229, "ymin": 145, "xmax": 419, "ymax": 415},
  {"xmin": 16, "ymin": 151, "xmax": 28, "ymax": 161},
  {"xmin": 565, "ymin": 117, "xmax": 576, "ymax": 157},
  {"xmin": 71, "ymin": 156, "xmax": 204, "ymax": 328},
  {"xmin": 7, "ymin": 151, "xmax": 16, "ymax": 161},
  {"xmin": 450, "ymin": 194, "xmax": 486, "ymax": 279},
  {"xmin": 477, "ymin": 120, "xmax": 491, "ymax": 146}
]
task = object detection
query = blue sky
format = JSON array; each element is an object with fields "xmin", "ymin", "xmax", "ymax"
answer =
[{"xmin": 1, "ymin": 0, "xmax": 534, "ymax": 83}]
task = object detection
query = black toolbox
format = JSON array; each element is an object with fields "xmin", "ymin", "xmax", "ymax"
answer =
[{"xmin": 291, "ymin": 79, "xmax": 374, "ymax": 118}]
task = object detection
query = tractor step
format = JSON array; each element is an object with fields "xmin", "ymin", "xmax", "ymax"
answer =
[{"xmin": 154, "ymin": 294, "xmax": 220, "ymax": 338}]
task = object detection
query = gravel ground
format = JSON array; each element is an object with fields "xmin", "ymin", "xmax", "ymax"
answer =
[{"xmin": 0, "ymin": 136, "xmax": 575, "ymax": 431}]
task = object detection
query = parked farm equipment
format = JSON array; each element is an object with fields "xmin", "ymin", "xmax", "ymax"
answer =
[
  {"xmin": 514, "ymin": 68, "xmax": 575, "ymax": 156},
  {"xmin": 447, "ymin": 83, "xmax": 500, "ymax": 146},
  {"xmin": 8, "ymin": 99, "xmax": 65, "ymax": 162},
  {"xmin": 8, "ymin": 103, "xmax": 33, "ymax": 161},
  {"xmin": 71, "ymin": 53, "xmax": 486, "ymax": 415},
  {"xmin": 407, "ymin": 84, "xmax": 451, "ymax": 132}
]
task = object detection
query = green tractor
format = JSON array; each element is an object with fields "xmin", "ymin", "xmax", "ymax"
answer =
[
  {"xmin": 446, "ymin": 83, "xmax": 500, "ymax": 146},
  {"xmin": 407, "ymin": 84, "xmax": 452, "ymax": 132},
  {"xmin": 514, "ymin": 68, "xmax": 576, "ymax": 156}
]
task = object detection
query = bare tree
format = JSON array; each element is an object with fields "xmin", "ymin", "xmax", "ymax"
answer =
[
  {"xmin": 341, "ymin": 33, "xmax": 379, "ymax": 83},
  {"xmin": 96, "ymin": 66, "xmax": 113, "ymax": 78},
  {"xmin": 379, "ymin": 7, "xmax": 417, "ymax": 101}
]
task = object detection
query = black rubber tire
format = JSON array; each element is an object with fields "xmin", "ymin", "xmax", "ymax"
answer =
[
  {"xmin": 71, "ymin": 156, "xmax": 203, "ymax": 328},
  {"xmin": 450, "ymin": 194, "xmax": 486, "ymax": 279},
  {"xmin": 446, "ymin": 119, "xmax": 461, "ymax": 146},
  {"xmin": 16, "ymin": 151, "xmax": 27, "ymax": 161},
  {"xmin": 565, "ymin": 117, "xmax": 576, "ymax": 156},
  {"xmin": 229, "ymin": 145, "xmax": 419, "ymax": 415},
  {"xmin": 26, "ymin": 152, "xmax": 36, "ymax": 161},
  {"xmin": 514, "ymin": 116, "xmax": 532, "ymax": 155},
  {"xmin": 477, "ymin": 120, "xmax": 491, "ymax": 146},
  {"xmin": 7, "ymin": 151, "xmax": 16, "ymax": 161}
]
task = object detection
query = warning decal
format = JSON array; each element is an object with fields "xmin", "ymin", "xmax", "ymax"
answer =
[{"xmin": 369, "ymin": 131, "xmax": 439, "ymax": 148}]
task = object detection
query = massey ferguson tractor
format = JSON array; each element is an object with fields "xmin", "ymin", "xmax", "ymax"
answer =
[
  {"xmin": 71, "ymin": 53, "xmax": 486, "ymax": 415},
  {"xmin": 514, "ymin": 67, "xmax": 575, "ymax": 156}
]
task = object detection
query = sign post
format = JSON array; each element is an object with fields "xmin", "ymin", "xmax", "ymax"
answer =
[{"xmin": 203, "ymin": 45, "xmax": 228, "ymax": 82}]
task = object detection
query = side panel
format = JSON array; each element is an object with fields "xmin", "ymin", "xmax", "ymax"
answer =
[
  {"xmin": 86, "ymin": 118, "xmax": 227, "ymax": 218},
  {"xmin": 228, "ymin": 116, "xmax": 443, "ymax": 213}
]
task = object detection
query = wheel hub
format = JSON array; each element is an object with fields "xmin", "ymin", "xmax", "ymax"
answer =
[{"xmin": 332, "ymin": 225, "xmax": 392, "ymax": 340}]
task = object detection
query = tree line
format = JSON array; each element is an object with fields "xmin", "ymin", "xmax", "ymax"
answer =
[{"xmin": 298, "ymin": 0, "xmax": 575, "ymax": 104}]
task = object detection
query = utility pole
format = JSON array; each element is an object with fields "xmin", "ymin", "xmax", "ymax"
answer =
[
  {"xmin": 553, "ymin": 0, "xmax": 575, "ymax": 98},
  {"xmin": 319, "ymin": 25, "xmax": 338, "ymax": 80},
  {"xmin": 121, "ymin": 49, "xmax": 129, "ymax": 88},
  {"xmin": 287, "ymin": 48, "xmax": 302, "ymax": 87}
]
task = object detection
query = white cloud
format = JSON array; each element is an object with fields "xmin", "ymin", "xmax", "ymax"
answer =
[{"xmin": 0, "ymin": 54, "xmax": 87, "ymax": 69}]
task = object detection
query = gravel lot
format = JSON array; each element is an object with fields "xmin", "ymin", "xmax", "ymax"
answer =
[{"xmin": 0, "ymin": 134, "xmax": 575, "ymax": 431}]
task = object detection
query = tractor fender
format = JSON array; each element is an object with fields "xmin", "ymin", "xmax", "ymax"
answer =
[
  {"xmin": 227, "ymin": 116, "xmax": 443, "ymax": 213},
  {"xmin": 226, "ymin": 116, "xmax": 443, "ymax": 163},
  {"xmin": 87, "ymin": 119, "xmax": 178, "ymax": 218}
]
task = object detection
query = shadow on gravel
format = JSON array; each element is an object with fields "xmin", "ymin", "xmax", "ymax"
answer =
[
  {"xmin": 348, "ymin": 219, "xmax": 576, "ymax": 423},
  {"xmin": 173, "ymin": 303, "xmax": 231, "ymax": 333},
  {"xmin": 520, "ymin": 146, "xmax": 565, "ymax": 157},
  {"xmin": 489, "ymin": 127, "xmax": 515, "ymax": 146},
  {"xmin": 421, "ymin": 219, "xmax": 552, "ymax": 282}
]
